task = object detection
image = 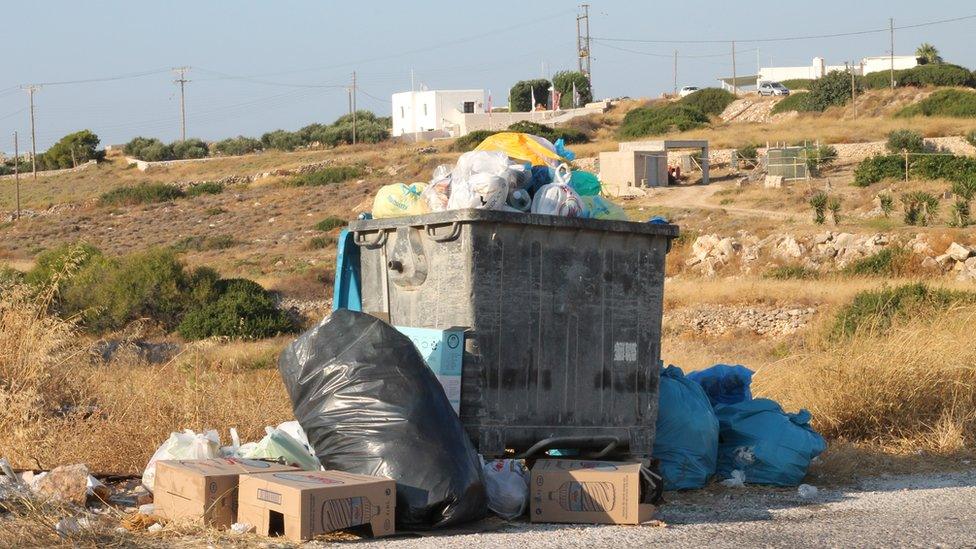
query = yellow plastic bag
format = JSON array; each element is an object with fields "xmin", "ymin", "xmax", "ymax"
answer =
[
  {"xmin": 582, "ymin": 195, "xmax": 629, "ymax": 221},
  {"xmin": 372, "ymin": 183, "xmax": 428, "ymax": 218},
  {"xmin": 474, "ymin": 132, "xmax": 564, "ymax": 166}
]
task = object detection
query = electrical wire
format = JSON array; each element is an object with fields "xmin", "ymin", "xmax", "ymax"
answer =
[
  {"xmin": 0, "ymin": 108, "xmax": 24, "ymax": 122},
  {"xmin": 591, "ymin": 12, "xmax": 976, "ymax": 44},
  {"xmin": 27, "ymin": 67, "xmax": 173, "ymax": 87},
  {"xmin": 594, "ymin": 40, "xmax": 756, "ymax": 59}
]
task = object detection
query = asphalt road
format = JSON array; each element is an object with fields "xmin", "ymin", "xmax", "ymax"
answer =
[{"xmin": 329, "ymin": 469, "xmax": 976, "ymax": 549}]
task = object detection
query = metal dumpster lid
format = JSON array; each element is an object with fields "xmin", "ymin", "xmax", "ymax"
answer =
[{"xmin": 347, "ymin": 209, "xmax": 680, "ymax": 238}]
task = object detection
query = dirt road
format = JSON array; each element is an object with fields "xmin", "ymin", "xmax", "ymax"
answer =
[
  {"xmin": 335, "ymin": 469, "xmax": 976, "ymax": 548},
  {"xmin": 645, "ymin": 182, "xmax": 796, "ymax": 220}
]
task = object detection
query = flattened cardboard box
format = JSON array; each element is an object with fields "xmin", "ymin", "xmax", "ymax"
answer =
[
  {"xmin": 238, "ymin": 470, "xmax": 395, "ymax": 541},
  {"xmin": 530, "ymin": 459, "xmax": 655, "ymax": 525},
  {"xmin": 154, "ymin": 458, "xmax": 299, "ymax": 529}
]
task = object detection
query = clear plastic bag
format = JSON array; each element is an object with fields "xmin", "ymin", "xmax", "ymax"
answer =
[
  {"xmin": 448, "ymin": 172, "xmax": 510, "ymax": 210},
  {"xmin": 141, "ymin": 430, "xmax": 220, "ymax": 492},
  {"xmin": 240, "ymin": 426, "xmax": 321, "ymax": 471},
  {"xmin": 481, "ymin": 458, "xmax": 529, "ymax": 520},
  {"xmin": 423, "ymin": 164, "xmax": 454, "ymax": 212},
  {"xmin": 530, "ymin": 183, "xmax": 587, "ymax": 217}
]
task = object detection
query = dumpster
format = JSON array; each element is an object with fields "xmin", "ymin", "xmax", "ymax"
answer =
[{"xmin": 347, "ymin": 209, "xmax": 678, "ymax": 459}]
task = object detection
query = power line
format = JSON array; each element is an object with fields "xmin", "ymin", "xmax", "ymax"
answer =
[
  {"xmin": 28, "ymin": 67, "xmax": 172, "ymax": 87},
  {"xmin": 0, "ymin": 108, "xmax": 24, "ymax": 121},
  {"xmin": 595, "ymin": 39, "xmax": 756, "ymax": 59},
  {"xmin": 591, "ymin": 12, "xmax": 976, "ymax": 44}
]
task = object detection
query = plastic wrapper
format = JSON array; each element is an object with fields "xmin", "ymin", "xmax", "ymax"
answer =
[
  {"xmin": 423, "ymin": 164, "xmax": 453, "ymax": 212},
  {"xmin": 653, "ymin": 365, "xmax": 719, "ymax": 490},
  {"xmin": 581, "ymin": 195, "xmax": 628, "ymax": 221},
  {"xmin": 240, "ymin": 426, "xmax": 321, "ymax": 471},
  {"xmin": 372, "ymin": 183, "xmax": 428, "ymax": 218},
  {"xmin": 141, "ymin": 430, "xmax": 220, "ymax": 492},
  {"xmin": 474, "ymin": 132, "xmax": 563, "ymax": 167},
  {"xmin": 530, "ymin": 183, "xmax": 587, "ymax": 217},
  {"xmin": 481, "ymin": 458, "xmax": 529, "ymax": 519},
  {"xmin": 277, "ymin": 309, "xmax": 487, "ymax": 530}
]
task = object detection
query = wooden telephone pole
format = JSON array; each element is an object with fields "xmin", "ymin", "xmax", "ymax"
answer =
[{"xmin": 173, "ymin": 67, "xmax": 190, "ymax": 141}]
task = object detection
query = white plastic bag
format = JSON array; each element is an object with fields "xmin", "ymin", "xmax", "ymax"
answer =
[
  {"xmin": 423, "ymin": 164, "xmax": 454, "ymax": 212},
  {"xmin": 452, "ymin": 150, "xmax": 512, "ymax": 184},
  {"xmin": 142, "ymin": 429, "xmax": 220, "ymax": 492},
  {"xmin": 481, "ymin": 458, "xmax": 530, "ymax": 519},
  {"xmin": 531, "ymin": 183, "xmax": 587, "ymax": 217},
  {"xmin": 240, "ymin": 426, "xmax": 320, "ymax": 471},
  {"xmin": 448, "ymin": 172, "xmax": 509, "ymax": 210}
]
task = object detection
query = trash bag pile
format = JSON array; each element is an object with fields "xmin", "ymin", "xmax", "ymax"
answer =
[
  {"xmin": 372, "ymin": 132, "xmax": 628, "ymax": 221},
  {"xmin": 653, "ymin": 363, "xmax": 826, "ymax": 490}
]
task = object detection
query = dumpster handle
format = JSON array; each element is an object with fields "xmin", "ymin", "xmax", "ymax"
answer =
[
  {"xmin": 425, "ymin": 222, "xmax": 462, "ymax": 242},
  {"xmin": 353, "ymin": 230, "xmax": 388, "ymax": 249},
  {"xmin": 515, "ymin": 436, "xmax": 621, "ymax": 459}
]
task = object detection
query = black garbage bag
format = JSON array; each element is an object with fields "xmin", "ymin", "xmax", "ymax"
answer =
[{"xmin": 277, "ymin": 309, "xmax": 487, "ymax": 530}]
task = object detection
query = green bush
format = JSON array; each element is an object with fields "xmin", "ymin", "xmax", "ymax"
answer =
[
  {"xmin": 901, "ymin": 191, "xmax": 940, "ymax": 226},
  {"xmin": 506, "ymin": 121, "xmax": 589, "ymax": 144},
  {"xmin": 770, "ymin": 92, "xmax": 817, "ymax": 114},
  {"xmin": 37, "ymin": 130, "xmax": 103, "ymax": 170},
  {"xmin": 307, "ymin": 235, "xmax": 335, "ymax": 250},
  {"xmin": 186, "ymin": 182, "xmax": 223, "ymax": 197},
  {"xmin": 261, "ymin": 129, "xmax": 304, "ymax": 151},
  {"xmin": 863, "ymin": 64, "xmax": 976, "ymax": 89},
  {"xmin": 842, "ymin": 247, "xmax": 909, "ymax": 276},
  {"xmin": 552, "ymin": 71, "xmax": 592, "ymax": 108},
  {"xmin": 170, "ymin": 138, "xmax": 209, "ymax": 160},
  {"xmin": 803, "ymin": 144, "xmax": 838, "ymax": 172},
  {"xmin": 897, "ymin": 89, "xmax": 976, "ymax": 117},
  {"xmin": 315, "ymin": 216, "xmax": 346, "ymax": 231},
  {"xmin": 807, "ymin": 70, "xmax": 860, "ymax": 111},
  {"xmin": 451, "ymin": 130, "xmax": 496, "ymax": 152},
  {"xmin": 831, "ymin": 283, "xmax": 975, "ymax": 338},
  {"xmin": 177, "ymin": 279, "xmax": 295, "ymax": 340},
  {"xmin": 211, "ymin": 136, "xmax": 263, "ymax": 156},
  {"xmin": 509, "ymin": 79, "xmax": 551, "ymax": 112},
  {"xmin": 764, "ymin": 264, "xmax": 819, "ymax": 280},
  {"xmin": 853, "ymin": 155, "xmax": 904, "ymax": 187},
  {"xmin": 737, "ymin": 144, "xmax": 758, "ymax": 160},
  {"xmin": 678, "ymin": 88, "xmax": 736, "ymax": 116},
  {"xmin": 778, "ymin": 79, "xmax": 813, "ymax": 90},
  {"xmin": 25, "ymin": 243, "xmax": 103, "ymax": 288},
  {"xmin": 809, "ymin": 191, "xmax": 828, "ymax": 224},
  {"xmin": 911, "ymin": 154, "xmax": 976, "ymax": 182},
  {"xmin": 288, "ymin": 166, "xmax": 365, "ymax": 187},
  {"xmin": 100, "ymin": 183, "xmax": 185, "ymax": 206},
  {"xmin": 171, "ymin": 234, "xmax": 238, "ymax": 252},
  {"xmin": 967, "ymin": 129, "xmax": 976, "ymax": 148},
  {"xmin": 886, "ymin": 129, "xmax": 926, "ymax": 153},
  {"xmin": 617, "ymin": 104, "xmax": 709, "ymax": 138},
  {"xmin": 308, "ymin": 111, "xmax": 391, "ymax": 146}
]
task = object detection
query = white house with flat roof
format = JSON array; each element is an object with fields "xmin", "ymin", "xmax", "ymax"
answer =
[
  {"xmin": 757, "ymin": 55, "xmax": 920, "ymax": 83},
  {"xmin": 391, "ymin": 89, "xmax": 484, "ymax": 138}
]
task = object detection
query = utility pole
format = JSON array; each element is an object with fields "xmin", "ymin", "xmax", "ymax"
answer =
[
  {"xmin": 889, "ymin": 18, "xmax": 895, "ymax": 89},
  {"xmin": 731, "ymin": 41, "xmax": 737, "ymax": 96},
  {"xmin": 351, "ymin": 71, "xmax": 357, "ymax": 145},
  {"xmin": 673, "ymin": 50, "xmax": 678, "ymax": 97},
  {"xmin": 23, "ymin": 85, "xmax": 39, "ymax": 180},
  {"xmin": 173, "ymin": 67, "xmax": 190, "ymax": 141},
  {"xmin": 850, "ymin": 61, "xmax": 857, "ymax": 118},
  {"xmin": 410, "ymin": 68, "xmax": 415, "ymax": 92},
  {"xmin": 577, "ymin": 4, "xmax": 591, "ymax": 97},
  {"xmin": 13, "ymin": 132, "xmax": 20, "ymax": 220}
]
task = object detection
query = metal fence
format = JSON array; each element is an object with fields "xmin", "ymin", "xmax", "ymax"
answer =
[{"xmin": 767, "ymin": 146, "xmax": 809, "ymax": 181}]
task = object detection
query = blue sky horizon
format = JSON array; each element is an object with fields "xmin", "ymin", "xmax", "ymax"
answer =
[{"xmin": 1, "ymin": 0, "xmax": 973, "ymax": 152}]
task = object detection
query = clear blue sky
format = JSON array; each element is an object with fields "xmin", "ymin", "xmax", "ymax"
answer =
[{"xmin": 1, "ymin": 0, "xmax": 973, "ymax": 151}]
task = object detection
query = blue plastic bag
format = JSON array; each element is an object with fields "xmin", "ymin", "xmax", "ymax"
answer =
[
  {"xmin": 687, "ymin": 364, "xmax": 754, "ymax": 406},
  {"xmin": 715, "ymin": 398, "xmax": 827, "ymax": 486},
  {"xmin": 653, "ymin": 366, "xmax": 719, "ymax": 490},
  {"xmin": 553, "ymin": 138, "xmax": 576, "ymax": 161}
]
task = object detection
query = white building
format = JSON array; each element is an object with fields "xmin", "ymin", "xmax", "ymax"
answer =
[
  {"xmin": 758, "ymin": 55, "xmax": 920, "ymax": 83},
  {"xmin": 391, "ymin": 89, "xmax": 484, "ymax": 138}
]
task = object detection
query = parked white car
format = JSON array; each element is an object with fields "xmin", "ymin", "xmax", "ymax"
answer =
[
  {"xmin": 678, "ymin": 86, "xmax": 700, "ymax": 97},
  {"xmin": 758, "ymin": 82, "xmax": 791, "ymax": 96}
]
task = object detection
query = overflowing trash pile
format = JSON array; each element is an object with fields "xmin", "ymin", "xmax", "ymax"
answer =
[{"xmin": 371, "ymin": 132, "xmax": 628, "ymax": 221}]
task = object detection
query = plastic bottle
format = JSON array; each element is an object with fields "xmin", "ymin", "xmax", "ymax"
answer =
[{"xmin": 507, "ymin": 189, "xmax": 531, "ymax": 212}]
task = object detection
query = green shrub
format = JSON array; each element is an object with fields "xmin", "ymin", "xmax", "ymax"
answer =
[
  {"xmin": 451, "ymin": 130, "xmax": 496, "ymax": 152},
  {"xmin": 307, "ymin": 111, "xmax": 391, "ymax": 146},
  {"xmin": 177, "ymin": 279, "xmax": 295, "ymax": 340},
  {"xmin": 809, "ymin": 191, "xmax": 828, "ymax": 224},
  {"xmin": 736, "ymin": 144, "xmax": 758, "ymax": 160},
  {"xmin": 171, "ymin": 234, "xmax": 238, "ymax": 252},
  {"xmin": 37, "ymin": 130, "xmax": 102, "ymax": 170},
  {"xmin": 827, "ymin": 196, "xmax": 842, "ymax": 224},
  {"xmin": 617, "ymin": 104, "xmax": 709, "ymax": 138},
  {"xmin": 288, "ymin": 166, "xmax": 364, "ymax": 187},
  {"xmin": 314, "ymin": 216, "xmax": 346, "ymax": 231},
  {"xmin": 831, "ymin": 283, "xmax": 975, "ymax": 338},
  {"xmin": 261, "ymin": 129, "xmax": 304, "ymax": 151},
  {"xmin": 863, "ymin": 64, "xmax": 976, "ymax": 89},
  {"xmin": 170, "ymin": 138, "xmax": 209, "ymax": 160},
  {"xmin": 186, "ymin": 182, "xmax": 223, "ymax": 197},
  {"xmin": 879, "ymin": 193, "xmax": 894, "ymax": 217},
  {"xmin": 99, "ymin": 183, "xmax": 185, "ymax": 206},
  {"xmin": 901, "ymin": 191, "xmax": 940, "ymax": 226},
  {"xmin": 307, "ymin": 235, "xmax": 335, "ymax": 250},
  {"xmin": 807, "ymin": 70, "xmax": 860, "ymax": 111},
  {"xmin": 506, "ymin": 121, "xmax": 589, "ymax": 144},
  {"xmin": 770, "ymin": 92, "xmax": 817, "ymax": 114},
  {"xmin": 211, "ymin": 136, "xmax": 263, "ymax": 156},
  {"xmin": 764, "ymin": 264, "xmax": 819, "ymax": 280},
  {"xmin": 25, "ymin": 243, "xmax": 103, "ymax": 288},
  {"xmin": 897, "ymin": 89, "xmax": 976, "ymax": 117},
  {"xmin": 552, "ymin": 71, "xmax": 592, "ymax": 108},
  {"xmin": 778, "ymin": 79, "xmax": 813, "ymax": 90},
  {"xmin": 886, "ymin": 129, "xmax": 925, "ymax": 153},
  {"xmin": 678, "ymin": 88, "xmax": 736, "ymax": 116},
  {"xmin": 966, "ymin": 129, "xmax": 976, "ymax": 148},
  {"xmin": 509, "ymin": 79, "xmax": 551, "ymax": 112},
  {"xmin": 853, "ymin": 155, "xmax": 904, "ymax": 187},
  {"xmin": 911, "ymin": 154, "xmax": 976, "ymax": 182},
  {"xmin": 842, "ymin": 247, "xmax": 909, "ymax": 276},
  {"xmin": 803, "ymin": 144, "xmax": 838, "ymax": 172}
]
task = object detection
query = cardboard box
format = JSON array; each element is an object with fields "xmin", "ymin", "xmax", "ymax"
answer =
[
  {"xmin": 154, "ymin": 458, "xmax": 299, "ymax": 529},
  {"xmin": 529, "ymin": 460, "xmax": 655, "ymax": 525},
  {"xmin": 395, "ymin": 326, "xmax": 465, "ymax": 414},
  {"xmin": 237, "ymin": 470, "xmax": 395, "ymax": 541}
]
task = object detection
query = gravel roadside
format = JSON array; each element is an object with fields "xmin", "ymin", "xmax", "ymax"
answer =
[{"xmin": 316, "ymin": 469, "xmax": 976, "ymax": 548}]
